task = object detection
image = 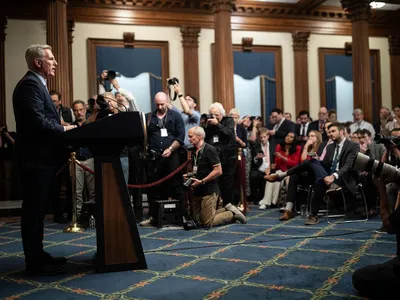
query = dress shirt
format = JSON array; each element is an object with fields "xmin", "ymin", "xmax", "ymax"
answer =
[
  {"xmin": 350, "ymin": 121, "xmax": 376, "ymax": 139},
  {"xmin": 332, "ymin": 138, "xmax": 346, "ymax": 179},
  {"xmin": 300, "ymin": 122, "xmax": 310, "ymax": 136}
]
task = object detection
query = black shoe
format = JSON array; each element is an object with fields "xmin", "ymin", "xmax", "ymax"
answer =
[
  {"xmin": 26, "ymin": 263, "xmax": 65, "ymax": 276},
  {"xmin": 41, "ymin": 251, "xmax": 68, "ymax": 265}
]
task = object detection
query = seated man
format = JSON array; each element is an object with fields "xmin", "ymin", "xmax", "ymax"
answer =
[
  {"xmin": 352, "ymin": 175, "xmax": 400, "ymax": 298},
  {"xmin": 185, "ymin": 126, "xmax": 246, "ymax": 227},
  {"xmin": 266, "ymin": 123, "xmax": 360, "ymax": 225}
]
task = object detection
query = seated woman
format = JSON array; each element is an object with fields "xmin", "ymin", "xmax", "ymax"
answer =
[
  {"xmin": 278, "ymin": 130, "xmax": 323, "ymax": 220},
  {"xmin": 259, "ymin": 132, "xmax": 301, "ymax": 209}
]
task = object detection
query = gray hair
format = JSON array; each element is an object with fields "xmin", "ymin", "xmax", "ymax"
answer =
[
  {"xmin": 192, "ymin": 126, "xmax": 206, "ymax": 139},
  {"xmin": 209, "ymin": 102, "xmax": 226, "ymax": 116},
  {"xmin": 353, "ymin": 108, "xmax": 363, "ymax": 115},
  {"xmin": 25, "ymin": 44, "xmax": 52, "ymax": 68},
  {"xmin": 229, "ymin": 108, "xmax": 240, "ymax": 116}
]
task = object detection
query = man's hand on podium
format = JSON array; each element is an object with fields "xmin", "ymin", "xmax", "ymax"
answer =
[{"xmin": 64, "ymin": 125, "xmax": 77, "ymax": 131}]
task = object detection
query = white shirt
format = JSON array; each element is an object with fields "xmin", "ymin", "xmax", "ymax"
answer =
[
  {"xmin": 350, "ymin": 121, "xmax": 375, "ymax": 139},
  {"xmin": 29, "ymin": 70, "xmax": 47, "ymax": 87},
  {"xmin": 273, "ymin": 118, "xmax": 284, "ymax": 131},
  {"xmin": 332, "ymin": 138, "xmax": 346, "ymax": 179},
  {"xmin": 300, "ymin": 122, "xmax": 310, "ymax": 136}
]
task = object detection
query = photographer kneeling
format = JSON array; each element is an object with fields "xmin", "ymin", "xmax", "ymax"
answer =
[{"xmin": 185, "ymin": 126, "xmax": 247, "ymax": 228}]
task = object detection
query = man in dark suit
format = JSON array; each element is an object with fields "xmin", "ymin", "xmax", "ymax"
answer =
[
  {"xmin": 309, "ymin": 107, "xmax": 329, "ymax": 141},
  {"xmin": 268, "ymin": 108, "xmax": 295, "ymax": 162},
  {"xmin": 13, "ymin": 44, "xmax": 76, "ymax": 275},
  {"xmin": 305, "ymin": 123, "xmax": 359, "ymax": 225},
  {"xmin": 295, "ymin": 110, "xmax": 311, "ymax": 146}
]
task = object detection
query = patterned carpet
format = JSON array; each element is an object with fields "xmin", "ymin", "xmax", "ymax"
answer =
[{"xmin": 0, "ymin": 207, "xmax": 396, "ymax": 300}]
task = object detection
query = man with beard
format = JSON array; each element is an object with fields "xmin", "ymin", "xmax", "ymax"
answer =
[{"xmin": 141, "ymin": 92, "xmax": 185, "ymax": 226}]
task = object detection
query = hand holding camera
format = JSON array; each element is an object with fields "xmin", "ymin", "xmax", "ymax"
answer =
[
  {"xmin": 207, "ymin": 115, "xmax": 219, "ymax": 126},
  {"xmin": 256, "ymin": 152, "xmax": 264, "ymax": 159}
]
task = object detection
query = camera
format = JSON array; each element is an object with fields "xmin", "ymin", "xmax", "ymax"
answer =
[
  {"xmin": 182, "ymin": 216, "xmax": 200, "ymax": 231},
  {"xmin": 147, "ymin": 149, "xmax": 163, "ymax": 161},
  {"xmin": 183, "ymin": 172, "xmax": 196, "ymax": 187},
  {"xmin": 353, "ymin": 152, "xmax": 400, "ymax": 183},
  {"xmin": 104, "ymin": 70, "xmax": 120, "ymax": 81},
  {"xmin": 374, "ymin": 133, "xmax": 400, "ymax": 147},
  {"xmin": 206, "ymin": 114, "xmax": 215, "ymax": 120},
  {"xmin": 250, "ymin": 116, "xmax": 260, "ymax": 121},
  {"xmin": 167, "ymin": 77, "xmax": 179, "ymax": 86}
]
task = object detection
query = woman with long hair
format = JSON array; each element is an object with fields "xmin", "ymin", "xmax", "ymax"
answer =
[{"xmin": 259, "ymin": 132, "xmax": 301, "ymax": 209}]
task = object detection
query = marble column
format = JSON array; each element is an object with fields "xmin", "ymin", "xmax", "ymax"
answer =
[
  {"xmin": 0, "ymin": 16, "xmax": 6, "ymax": 125},
  {"xmin": 389, "ymin": 35, "xmax": 400, "ymax": 106},
  {"xmin": 67, "ymin": 20, "xmax": 75, "ymax": 103},
  {"xmin": 212, "ymin": 0, "xmax": 235, "ymax": 112},
  {"xmin": 47, "ymin": 0, "xmax": 71, "ymax": 106},
  {"xmin": 341, "ymin": 0, "xmax": 372, "ymax": 121},
  {"xmin": 181, "ymin": 26, "xmax": 201, "ymax": 111},
  {"xmin": 292, "ymin": 31, "xmax": 310, "ymax": 114}
]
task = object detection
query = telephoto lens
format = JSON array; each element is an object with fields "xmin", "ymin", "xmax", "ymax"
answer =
[{"xmin": 353, "ymin": 152, "xmax": 400, "ymax": 183}]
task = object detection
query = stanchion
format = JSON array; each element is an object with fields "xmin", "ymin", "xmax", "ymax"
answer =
[{"xmin": 64, "ymin": 152, "xmax": 85, "ymax": 233}]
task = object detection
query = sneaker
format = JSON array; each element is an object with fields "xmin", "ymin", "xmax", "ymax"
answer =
[
  {"xmin": 259, "ymin": 204, "xmax": 267, "ymax": 210},
  {"xmin": 225, "ymin": 203, "xmax": 247, "ymax": 224},
  {"xmin": 140, "ymin": 217, "xmax": 153, "ymax": 227},
  {"xmin": 305, "ymin": 215, "xmax": 319, "ymax": 225},
  {"xmin": 279, "ymin": 210, "xmax": 294, "ymax": 221}
]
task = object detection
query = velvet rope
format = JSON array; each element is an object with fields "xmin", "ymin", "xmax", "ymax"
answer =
[{"xmin": 74, "ymin": 158, "xmax": 191, "ymax": 189}]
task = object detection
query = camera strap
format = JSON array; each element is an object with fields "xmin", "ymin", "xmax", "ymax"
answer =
[
  {"xmin": 193, "ymin": 143, "xmax": 206, "ymax": 172},
  {"xmin": 168, "ymin": 85, "xmax": 178, "ymax": 102}
]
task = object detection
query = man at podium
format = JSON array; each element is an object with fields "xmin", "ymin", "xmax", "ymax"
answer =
[{"xmin": 141, "ymin": 92, "xmax": 185, "ymax": 226}]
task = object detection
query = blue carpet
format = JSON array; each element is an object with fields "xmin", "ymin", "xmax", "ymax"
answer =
[{"xmin": 0, "ymin": 207, "xmax": 396, "ymax": 299}]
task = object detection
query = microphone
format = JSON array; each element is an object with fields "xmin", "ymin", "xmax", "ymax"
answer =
[{"xmin": 104, "ymin": 95, "xmax": 129, "ymax": 113}]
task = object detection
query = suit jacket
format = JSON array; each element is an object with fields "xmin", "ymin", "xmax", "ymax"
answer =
[
  {"xmin": 321, "ymin": 139, "xmax": 360, "ymax": 194},
  {"xmin": 13, "ymin": 71, "xmax": 65, "ymax": 167},
  {"xmin": 309, "ymin": 120, "xmax": 328, "ymax": 141},
  {"xmin": 295, "ymin": 122, "xmax": 311, "ymax": 138}
]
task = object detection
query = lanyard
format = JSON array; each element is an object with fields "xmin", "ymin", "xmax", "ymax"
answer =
[
  {"xmin": 157, "ymin": 112, "xmax": 168, "ymax": 129},
  {"xmin": 193, "ymin": 143, "xmax": 206, "ymax": 167}
]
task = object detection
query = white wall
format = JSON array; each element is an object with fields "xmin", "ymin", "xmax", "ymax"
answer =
[
  {"xmin": 5, "ymin": 19, "xmax": 47, "ymax": 131},
  {"xmin": 308, "ymin": 34, "xmax": 391, "ymax": 118}
]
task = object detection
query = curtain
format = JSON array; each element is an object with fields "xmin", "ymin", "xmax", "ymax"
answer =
[
  {"xmin": 260, "ymin": 75, "xmax": 276, "ymax": 119},
  {"xmin": 149, "ymin": 73, "xmax": 163, "ymax": 112},
  {"xmin": 325, "ymin": 77, "xmax": 336, "ymax": 110}
]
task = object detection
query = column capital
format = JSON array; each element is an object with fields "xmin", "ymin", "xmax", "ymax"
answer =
[
  {"xmin": 210, "ymin": 0, "xmax": 235, "ymax": 13},
  {"xmin": 67, "ymin": 20, "xmax": 75, "ymax": 45},
  {"xmin": 292, "ymin": 31, "xmax": 310, "ymax": 52},
  {"xmin": 49, "ymin": 0, "xmax": 68, "ymax": 4},
  {"xmin": 341, "ymin": 0, "xmax": 371, "ymax": 22},
  {"xmin": 389, "ymin": 35, "xmax": 400, "ymax": 56},
  {"xmin": 0, "ymin": 16, "xmax": 6, "ymax": 43},
  {"xmin": 181, "ymin": 26, "xmax": 201, "ymax": 48}
]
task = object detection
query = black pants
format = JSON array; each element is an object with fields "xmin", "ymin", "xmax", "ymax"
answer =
[
  {"xmin": 353, "ymin": 256, "xmax": 400, "ymax": 299},
  {"xmin": 50, "ymin": 164, "xmax": 72, "ymax": 217},
  {"xmin": 128, "ymin": 146, "xmax": 144, "ymax": 220},
  {"xmin": 250, "ymin": 170, "xmax": 266, "ymax": 203},
  {"xmin": 286, "ymin": 172, "xmax": 313, "ymax": 210},
  {"xmin": 146, "ymin": 151, "xmax": 184, "ymax": 219},
  {"xmin": 20, "ymin": 165, "xmax": 58, "ymax": 262},
  {"xmin": 358, "ymin": 173, "xmax": 377, "ymax": 210},
  {"xmin": 220, "ymin": 157, "xmax": 237, "ymax": 206}
]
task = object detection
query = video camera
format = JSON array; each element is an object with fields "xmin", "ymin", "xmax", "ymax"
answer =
[{"xmin": 374, "ymin": 133, "xmax": 400, "ymax": 147}]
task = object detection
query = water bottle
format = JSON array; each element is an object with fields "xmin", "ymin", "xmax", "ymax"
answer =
[
  {"xmin": 300, "ymin": 205, "xmax": 308, "ymax": 219},
  {"xmin": 89, "ymin": 215, "xmax": 96, "ymax": 229}
]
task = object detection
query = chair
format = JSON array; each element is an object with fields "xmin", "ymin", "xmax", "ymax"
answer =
[{"xmin": 325, "ymin": 183, "xmax": 368, "ymax": 224}]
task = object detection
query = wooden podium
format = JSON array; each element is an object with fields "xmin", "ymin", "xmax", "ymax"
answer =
[{"xmin": 64, "ymin": 112, "xmax": 147, "ymax": 273}]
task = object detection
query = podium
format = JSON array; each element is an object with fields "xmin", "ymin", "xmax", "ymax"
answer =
[{"xmin": 64, "ymin": 112, "xmax": 147, "ymax": 273}]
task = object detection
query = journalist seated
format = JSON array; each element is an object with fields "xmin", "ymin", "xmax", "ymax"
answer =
[{"xmin": 184, "ymin": 126, "xmax": 247, "ymax": 228}]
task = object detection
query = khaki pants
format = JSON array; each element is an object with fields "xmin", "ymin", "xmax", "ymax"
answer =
[
  {"xmin": 75, "ymin": 158, "xmax": 95, "ymax": 213},
  {"xmin": 192, "ymin": 193, "xmax": 233, "ymax": 228}
]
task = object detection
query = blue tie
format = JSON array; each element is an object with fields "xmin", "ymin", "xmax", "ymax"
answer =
[{"xmin": 330, "ymin": 144, "xmax": 340, "ymax": 174}]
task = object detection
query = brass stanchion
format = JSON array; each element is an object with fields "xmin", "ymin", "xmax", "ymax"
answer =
[{"xmin": 64, "ymin": 152, "xmax": 85, "ymax": 233}]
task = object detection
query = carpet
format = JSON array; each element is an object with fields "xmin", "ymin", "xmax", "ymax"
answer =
[{"xmin": 0, "ymin": 207, "xmax": 396, "ymax": 299}]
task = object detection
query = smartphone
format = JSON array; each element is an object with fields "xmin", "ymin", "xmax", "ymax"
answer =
[{"xmin": 308, "ymin": 152, "xmax": 316, "ymax": 157}]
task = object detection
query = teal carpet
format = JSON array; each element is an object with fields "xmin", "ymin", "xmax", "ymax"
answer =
[{"xmin": 0, "ymin": 207, "xmax": 396, "ymax": 299}]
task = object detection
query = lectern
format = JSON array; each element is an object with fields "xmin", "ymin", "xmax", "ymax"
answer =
[{"xmin": 64, "ymin": 112, "xmax": 147, "ymax": 273}]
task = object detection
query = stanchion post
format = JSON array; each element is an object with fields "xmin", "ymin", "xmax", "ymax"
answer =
[{"xmin": 64, "ymin": 152, "xmax": 84, "ymax": 233}]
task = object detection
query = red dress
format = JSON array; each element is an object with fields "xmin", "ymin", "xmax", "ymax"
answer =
[{"xmin": 274, "ymin": 144, "xmax": 301, "ymax": 172}]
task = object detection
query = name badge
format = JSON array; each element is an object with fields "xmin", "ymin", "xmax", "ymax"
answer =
[
  {"xmin": 193, "ymin": 166, "xmax": 198, "ymax": 174},
  {"xmin": 213, "ymin": 135, "xmax": 219, "ymax": 143},
  {"xmin": 161, "ymin": 128, "xmax": 168, "ymax": 137}
]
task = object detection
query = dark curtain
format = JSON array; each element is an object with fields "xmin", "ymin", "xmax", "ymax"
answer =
[
  {"xmin": 325, "ymin": 77, "xmax": 336, "ymax": 110},
  {"xmin": 261, "ymin": 76, "xmax": 277, "ymax": 118},
  {"xmin": 149, "ymin": 74, "xmax": 162, "ymax": 113}
]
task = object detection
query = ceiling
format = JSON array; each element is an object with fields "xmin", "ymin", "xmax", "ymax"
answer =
[{"xmin": 256, "ymin": 0, "xmax": 400, "ymax": 11}]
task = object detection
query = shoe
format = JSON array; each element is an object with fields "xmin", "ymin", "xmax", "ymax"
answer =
[
  {"xmin": 279, "ymin": 210, "xmax": 294, "ymax": 221},
  {"xmin": 326, "ymin": 183, "xmax": 342, "ymax": 195},
  {"xmin": 225, "ymin": 203, "xmax": 247, "ymax": 224},
  {"xmin": 26, "ymin": 263, "xmax": 65, "ymax": 276},
  {"xmin": 259, "ymin": 204, "xmax": 267, "ymax": 210},
  {"xmin": 264, "ymin": 174, "xmax": 283, "ymax": 182},
  {"xmin": 305, "ymin": 215, "xmax": 319, "ymax": 225},
  {"xmin": 140, "ymin": 217, "xmax": 153, "ymax": 227},
  {"xmin": 41, "ymin": 252, "xmax": 67, "ymax": 266},
  {"xmin": 375, "ymin": 225, "xmax": 388, "ymax": 234}
]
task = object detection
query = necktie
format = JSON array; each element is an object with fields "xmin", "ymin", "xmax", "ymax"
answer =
[
  {"xmin": 330, "ymin": 144, "xmax": 340, "ymax": 174},
  {"xmin": 320, "ymin": 121, "xmax": 325, "ymax": 132},
  {"xmin": 301, "ymin": 125, "xmax": 305, "ymax": 136}
]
